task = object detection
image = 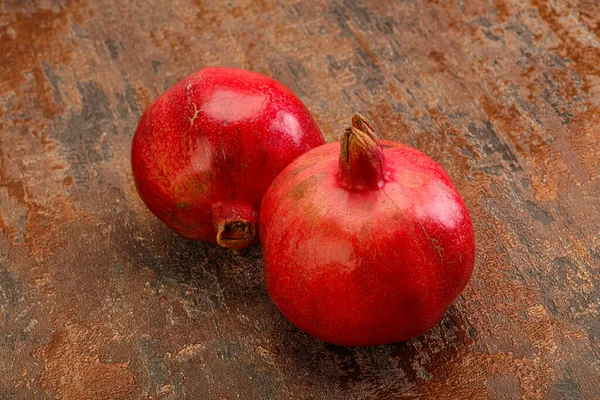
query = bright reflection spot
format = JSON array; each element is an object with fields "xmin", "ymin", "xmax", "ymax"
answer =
[
  {"xmin": 272, "ymin": 111, "xmax": 303, "ymax": 145},
  {"xmin": 203, "ymin": 90, "xmax": 266, "ymax": 123}
]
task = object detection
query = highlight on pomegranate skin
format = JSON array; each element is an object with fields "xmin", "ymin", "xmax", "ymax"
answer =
[
  {"xmin": 131, "ymin": 67, "xmax": 325, "ymax": 251},
  {"xmin": 260, "ymin": 113, "xmax": 475, "ymax": 346}
]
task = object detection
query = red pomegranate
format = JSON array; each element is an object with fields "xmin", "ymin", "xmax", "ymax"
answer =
[
  {"xmin": 132, "ymin": 67, "xmax": 325, "ymax": 250},
  {"xmin": 260, "ymin": 114, "xmax": 475, "ymax": 346}
]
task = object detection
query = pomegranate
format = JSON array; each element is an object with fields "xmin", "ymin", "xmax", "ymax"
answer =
[
  {"xmin": 260, "ymin": 114, "xmax": 475, "ymax": 346},
  {"xmin": 131, "ymin": 67, "xmax": 325, "ymax": 250}
]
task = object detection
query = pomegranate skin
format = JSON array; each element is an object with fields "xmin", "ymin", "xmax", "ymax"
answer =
[
  {"xmin": 260, "ymin": 117, "xmax": 475, "ymax": 346},
  {"xmin": 131, "ymin": 67, "xmax": 325, "ymax": 250}
]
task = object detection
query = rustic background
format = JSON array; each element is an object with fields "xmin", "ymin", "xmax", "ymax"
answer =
[{"xmin": 1, "ymin": 0, "xmax": 599, "ymax": 398}]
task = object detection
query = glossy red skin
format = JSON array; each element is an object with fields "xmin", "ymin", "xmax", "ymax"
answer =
[
  {"xmin": 260, "ymin": 141, "xmax": 475, "ymax": 346},
  {"xmin": 131, "ymin": 67, "xmax": 325, "ymax": 245}
]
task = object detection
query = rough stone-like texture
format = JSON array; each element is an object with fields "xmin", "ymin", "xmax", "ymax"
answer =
[{"xmin": 0, "ymin": 0, "xmax": 599, "ymax": 399}]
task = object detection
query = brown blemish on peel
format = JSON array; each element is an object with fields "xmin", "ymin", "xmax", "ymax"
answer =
[{"xmin": 289, "ymin": 172, "xmax": 326, "ymax": 201}]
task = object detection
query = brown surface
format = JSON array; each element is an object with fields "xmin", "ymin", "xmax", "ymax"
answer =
[{"xmin": 0, "ymin": 0, "xmax": 599, "ymax": 399}]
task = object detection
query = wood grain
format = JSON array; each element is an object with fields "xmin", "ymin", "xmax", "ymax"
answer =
[{"xmin": 0, "ymin": 0, "xmax": 599, "ymax": 399}]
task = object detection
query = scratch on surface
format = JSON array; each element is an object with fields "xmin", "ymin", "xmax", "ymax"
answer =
[
  {"xmin": 381, "ymin": 188, "xmax": 407, "ymax": 219},
  {"xmin": 345, "ymin": 14, "xmax": 380, "ymax": 68},
  {"xmin": 79, "ymin": 132, "xmax": 97, "ymax": 189},
  {"xmin": 189, "ymin": 103, "xmax": 200, "ymax": 128},
  {"xmin": 417, "ymin": 220, "xmax": 444, "ymax": 262},
  {"xmin": 174, "ymin": 343, "xmax": 205, "ymax": 362}
]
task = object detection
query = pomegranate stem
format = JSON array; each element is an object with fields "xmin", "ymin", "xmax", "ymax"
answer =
[{"xmin": 338, "ymin": 113, "xmax": 387, "ymax": 190}]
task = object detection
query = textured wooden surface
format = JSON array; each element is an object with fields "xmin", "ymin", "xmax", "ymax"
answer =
[{"xmin": 1, "ymin": 0, "xmax": 599, "ymax": 399}]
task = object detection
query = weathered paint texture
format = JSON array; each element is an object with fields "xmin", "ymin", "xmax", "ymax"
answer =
[{"xmin": 0, "ymin": 0, "xmax": 599, "ymax": 399}]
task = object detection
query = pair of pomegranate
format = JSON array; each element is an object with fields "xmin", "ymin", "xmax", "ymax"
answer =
[{"xmin": 132, "ymin": 68, "xmax": 475, "ymax": 346}]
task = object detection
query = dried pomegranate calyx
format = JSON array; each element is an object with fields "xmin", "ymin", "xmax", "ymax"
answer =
[
  {"xmin": 216, "ymin": 219, "xmax": 256, "ymax": 251},
  {"xmin": 212, "ymin": 201, "xmax": 258, "ymax": 251},
  {"xmin": 338, "ymin": 113, "xmax": 387, "ymax": 190}
]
